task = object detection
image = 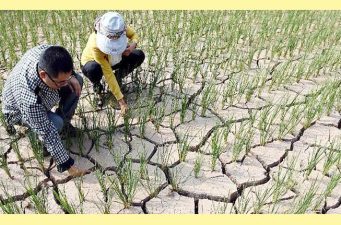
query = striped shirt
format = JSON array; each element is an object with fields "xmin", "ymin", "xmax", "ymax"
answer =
[{"xmin": 1, "ymin": 45, "xmax": 74, "ymax": 172}]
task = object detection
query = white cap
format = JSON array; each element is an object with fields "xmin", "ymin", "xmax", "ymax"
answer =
[{"xmin": 95, "ymin": 12, "xmax": 128, "ymax": 56}]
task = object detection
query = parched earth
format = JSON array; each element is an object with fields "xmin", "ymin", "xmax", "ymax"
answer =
[{"xmin": 1, "ymin": 64, "xmax": 341, "ymax": 214}]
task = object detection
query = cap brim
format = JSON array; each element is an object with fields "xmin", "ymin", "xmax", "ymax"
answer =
[{"xmin": 96, "ymin": 32, "xmax": 127, "ymax": 56}]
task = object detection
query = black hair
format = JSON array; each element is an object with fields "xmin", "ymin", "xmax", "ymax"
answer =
[{"xmin": 38, "ymin": 46, "xmax": 73, "ymax": 78}]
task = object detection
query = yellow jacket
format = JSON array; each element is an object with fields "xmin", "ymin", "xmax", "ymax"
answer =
[{"xmin": 81, "ymin": 26, "xmax": 139, "ymax": 100}]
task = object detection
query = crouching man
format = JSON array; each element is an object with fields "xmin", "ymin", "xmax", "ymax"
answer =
[{"xmin": 1, "ymin": 45, "xmax": 88, "ymax": 177}]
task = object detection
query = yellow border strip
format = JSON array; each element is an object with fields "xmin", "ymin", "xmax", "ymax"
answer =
[
  {"xmin": 1, "ymin": 0, "xmax": 341, "ymax": 10},
  {"xmin": 1, "ymin": 214, "xmax": 341, "ymax": 225}
]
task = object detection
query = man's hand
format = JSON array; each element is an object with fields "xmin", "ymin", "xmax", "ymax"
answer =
[
  {"xmin": 68, "ymin": 165, "xmax": 90, "ymax": 177},
  {"xmin": 118, "ymin": 98, "xmax": 128, "ymax": 117},
  {"xmin": 122, "ymin": 43, "xmax": 137, "ymax": 57},
  {"xmin": 68, "ymin": 76, "xmax": 82, "ymax": 96}
]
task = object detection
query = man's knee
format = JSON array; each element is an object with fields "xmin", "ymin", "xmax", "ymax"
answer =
[
  {"xmin": 134, "ymin": 50, "xmax": 145, "ymax": 65},
  {"xmin": 73, "ymin": 72, "xmax": 84, "ymax": 89},
  {"xmin": 47, "ymin": 112, "xmax": 64, "ymax": 133}
]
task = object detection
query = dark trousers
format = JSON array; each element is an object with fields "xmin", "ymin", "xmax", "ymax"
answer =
[
  {"xmin": 81, "ymin": 49, "xmax": 145, "ymax": 89},
  {"xmin": 55, "ymin": 72, "xmax": 83, "ymax": 124}
]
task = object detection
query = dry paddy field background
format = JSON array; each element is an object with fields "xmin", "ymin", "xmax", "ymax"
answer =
[{"xmin": 1, "ymin": 11, "xmax": 341, "ymax": 214}]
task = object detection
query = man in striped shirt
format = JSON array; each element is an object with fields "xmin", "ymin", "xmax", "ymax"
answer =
[{"xmin": 2, "ymin": 45, "xmax": 88, "ymax": 176}]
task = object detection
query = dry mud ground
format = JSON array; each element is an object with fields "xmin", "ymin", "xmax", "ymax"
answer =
[{"xmin": 1, "ymin": 58, "xmax": 341, "ymax": 214}]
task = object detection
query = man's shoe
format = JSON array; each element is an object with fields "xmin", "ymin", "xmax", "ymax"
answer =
[
  {"xmin": 95, "ymin": 93, "xmax": 104, "ymax": 108},
  {"xmin": 42, "ymin": 146, "xmax": 51, "ymax": 157},
  {"xmin": 93, "ymin": 83, "xmax": 104, "ymax": 94},
  {"xmin": 4, "ymin": 122, "xmax": 16, "ymax": 136}
]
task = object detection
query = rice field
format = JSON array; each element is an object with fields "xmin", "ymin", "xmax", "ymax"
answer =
[{"xmin": 1, "ymin": 10, "xmax": 341, "ymax": 214}]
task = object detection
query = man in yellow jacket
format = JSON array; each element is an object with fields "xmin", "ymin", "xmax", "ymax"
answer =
[{"xmin": 81, "ymin": 12, "xmax": 145, "ymax": 114}]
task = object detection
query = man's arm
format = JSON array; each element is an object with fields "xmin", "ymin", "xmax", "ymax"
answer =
[{"xmin": 22, "ymin": 102, "xmax": 74, "ymax": 172}]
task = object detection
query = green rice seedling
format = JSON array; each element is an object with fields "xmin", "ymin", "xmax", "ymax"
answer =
[
  {"xmin": 258, "ymin": 105, "xmax": 280, "ymax": 146},
  {"xmin": 294, "ymin": 60, "xmax": 307, "ymax": 83},
  {"xmin": 305, "ymin": 145, "xmax": 324, "ymax": 178},
  {"xmin": 156, "ymin": 145, "xmax": 173, "ymax": 169},
  {"xmin": 311, "ymin": 172, "xmax": 341, "ymax": 212},
  {"xmin": 0, "ymin": 146, "xmax": 13, "ymax": 179},
  {"xmin": 222, "ymin": 122, "xmax": 234, "ymax": 147},
  {"xmin": 75, "ymin": 126, "xmax": 86, "ymax": 156},
  {"xmin": 18, "ymin": 22, "xmax": 28, "ymax": 53},
  {"xmin": 108, "ymin": 159, "xmax": 138, "ymax": 208},
  {"xmin": 169, "ymin": 166, "xmax": 185, "ymax": 192},
  {"xmin": 105, "ymin": 108, "xmax": 118, "ymax": 149},
  {"xmin": 139, "ymin": 166, "xmax": 164, "ymax": 198},
  {"xmin": 177, "ymin": 133, "xmax": 190, "ymax": 162},
  {"xmin": 0, "ymin": 181, "xmax": 23, "ymax": 214},
  {"xmin": 244, "ymin": 77, "xmax": 258, "ymax": 102},
  {"xmin": 123, "ymin": 110, "xmax": 133, "ymax": 142},
  {"xmin": 180, "ymin": 95, "xmax": 188, "ymax": 124},
  {"xmin": 95, "ymin": 188, "xmax": 115, "ymax": 214},
  {"xmin": 0, "ymin": 16, "xmax": 8, "ymax": 66},
  {"xmin": 278, "ymin": 104, "xmax": 304, "ymax": 139},
  {"xmin": 281, "ymin": 105, "xmax": 305, "ymax": 136},
  {"xmin": 190, "ymin": 103, "xmax": 198, "ymax": 121},
  {"xmin": 291, "ymin": 179, "xmax": 318, "ymax": 214},
  {"xmin": 193, "ymin": 154, "xmax": 203, "ymax": 178},
  {"xmin": 277, "ymin": 106, "xmax": 290, "ymax": 139},
  {"xmin": 11, "ymin": 140, "xmax": 24, "ymax": 164},
  {"xmin": 268, "ymin": 62, "xmax": 291, "ymax": 91},
  {"xmin": 253, "ymin": 186, "xmax": 273, "ymax": 213},
  {"xmin": 74, "ymin": 177, "xmax": 86, "ymax": 208},
  {"xmin": 75, "ymin": 102, "xmax": 86, "ymax": 129},
  {"xmin": 170, "ymin": 96, "xmax": 180, "ymax": 113},
  {"xmin": 231, "ymin": 121, "xmax": 255, "ymax": 160},
  {"xmin": 107, "ymin": 148, "xmax": 125, "ymax": 170},
  {"xmin": 27, "ymin": 12, "xmax": 39, "ymax": 46},
  {"xmin": 210, "ymin": 129, "xmax": 223, "ymax": 171},
  {"xmin": 8, "ymin": 41, "xmax": 19, "ymax": 70},
  {"xmin": 138, "ymin": 152, "xmax": 149, "ymax": 180},
  {"xmin": 322, "ymin": 141, "xmax": 341, "ymax": 176},
  {"xmin": 210, "ymin": 198, "xmax": 231, "ymax": 214},
  {"xmin": 271, "ymin": 158, "xmax": 298, "ymax": 209},
  {"xmin": 136, "ymin": 104, "xmax": 148, "ymax": 136},
  {"xmin": 89, "ymin": 130, "xmax": 101, "ymax": 152},
  {"xmin": 174, "ymin": 69, "xmax": 188, "ymax": 94},
  {"xmin": 106, "ymin": 107, "xmax": 117, "ymax": 133},
  {"xmin": 0, "ymin": 200, "xmax": 23, "ymax": 214},
  {"xmin": 234, "ymin": 72, "xmax": 251, "ymax": 102},
  {"xmin": 234, "ymin": 188, "xmax": 253, "ymax": 214},
  {"xmin": 323, "ymin": 173, "xmax": 341, "ymax": 198},
  {"xmin": 221, "ymin": 76, "xmax": 238, "ymax": 107},
  {"xmin": 27, "ymin": 131, "xmax": 44, "ymax": 169},
  {"xmin": 53, "ymin": 188, "xmax": 77, "ymax": 214},
  {"xmin": 302, "ymin": 96, "xmax": 323, "ymax": 129},
  {"xmin": 151, "ymin": 101, "xmax": 166, "ymax": 132},
  {"xmin": 95, "ymin": 169, "xmax": 109, "ymax": 202},
  {"xmin": 318, "ymin": 81, "xmax": 339, "ymax": 116},
  {"xmin": 25, "ymin": 184, "xmax": 48, "ymax": 214},
  {"xmin": 200, "ymin": 82, "xmax": 217, "ymax": 117}
]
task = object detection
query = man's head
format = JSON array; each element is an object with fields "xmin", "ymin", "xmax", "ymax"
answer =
[{"xmin": 38, "ymin": 46, "xmax": 74, "ymax": 89}]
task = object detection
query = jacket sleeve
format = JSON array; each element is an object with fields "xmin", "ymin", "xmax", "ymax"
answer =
[
  {"xmin": 126, "ymin": 26, "xmax": 139, "ymax": 43},
  {"xmin": 20, "ymin": 91, "xmax": 74, "ymax": 172},
  {"xmin": 92, "ymin": 47, "xmax": 124, "ymax": 101}
]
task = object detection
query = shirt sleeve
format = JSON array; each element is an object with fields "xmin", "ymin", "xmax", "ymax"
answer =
[
  {"xmin": 20, "ymin": 91, "xmax": 74, "ymax": 172},
  {"xmin": 92, "ymin": 47, "xmax": 124, "ymax": 100},
  {"xmin": 126, "ymin": 26, "xmax": 139, "ymax": 43}
]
